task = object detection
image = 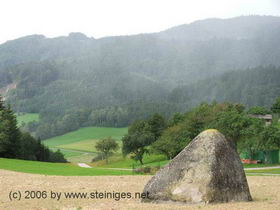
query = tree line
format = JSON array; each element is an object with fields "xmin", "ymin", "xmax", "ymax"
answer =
[
  {"xmin": 121, "ymin": 99, "xmax": 280, "ymax": 164},
  {"xmin": 0, "ymin": 96, "xmax": 66, "ymax": 162},
  {"xmin": 22, "ymin": 102, "xmax": 180, "ymax": 140}
]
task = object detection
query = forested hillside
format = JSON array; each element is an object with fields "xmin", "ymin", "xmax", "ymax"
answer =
[
  {"xmin": 0, "ymin": 15, "xmax": 280, "ymax": 139},
  {"xmin": 169, "ymin": 66, "xmax": 280, "ymax": 108}
]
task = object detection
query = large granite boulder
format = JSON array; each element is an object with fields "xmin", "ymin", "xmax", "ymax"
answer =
[{"xmin": 142, "ymin": 129, "xmax": 252, "ymax": 204}]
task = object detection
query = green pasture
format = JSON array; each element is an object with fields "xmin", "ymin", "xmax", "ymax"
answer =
[
  {"xmin": 43, "ymin": 127, "xmax": 127, "ymax": 147},
  {"xmin": 0, "ymin": 158, "xmax": 132, "ymax": 176},
  {"xmin": 1, "ymin": 157, "xmax": 280, "ymax": 176},
  {"xmin": 58, "ymin": 139, "xmax": 122, "ymax": 153},
  {"xmin": 43, "ymin": 127, "xmax": 127, "ymax": 162},
  {"xmin": 246, "ymin": 168, "xmax": 280, "ymax": 174}
]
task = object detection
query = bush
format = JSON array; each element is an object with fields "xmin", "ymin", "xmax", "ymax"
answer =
[
  {"xmin": 91, "ymin": 153, "xmax": 105, "ymax": 162},
  {"xmin": 133, "ymin": 166, "xmax": 160, "ymax": 174},
  {"xmin": 50, "ymin": 149, "xmax": 67, "ymax": 163}
]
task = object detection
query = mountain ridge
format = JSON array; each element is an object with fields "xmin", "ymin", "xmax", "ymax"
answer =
[{"xmin": 0, "ymin": 15, "xmax": 280, "ymax": 139}]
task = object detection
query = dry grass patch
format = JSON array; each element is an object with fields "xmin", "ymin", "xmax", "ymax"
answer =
[{"xmin": 0, "ymin": 169, "xmax": 279, "ymax": 210}]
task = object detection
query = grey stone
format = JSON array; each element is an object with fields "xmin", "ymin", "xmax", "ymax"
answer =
[{"xmin": 142, "ymin": 129, "xmax": 252, "ymax": 204}]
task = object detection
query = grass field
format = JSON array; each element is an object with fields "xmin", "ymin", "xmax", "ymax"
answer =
[
  {"xmin": 57, "ymin": 138, "xmax": 122, "ymax": 153},
  {"xmin": 66, "ymin": 153, "xmax": 96, "ymax": 163},
  {"xmin": 0, "ymin": 158, "xmax": 132, "ymax": 176},
  {"xmin": 43, "ymin": 127, "xmax": 127, "ymax": 162},
  {"xmin": 246, "ymin": 168, "xmax": 280, "ymax": 174},
  {"xmin": 42, "ymin": 126, "xmax": 171, "ymax": 166},
  {"xmin": 49, "ymin": 148, "xmax": 85, "ymax": 158},
  {"xmin": 91, "ymin": 154, "xmax": 168, "ymax": 169},
  {"xmin": 0, "ymin": 157, "xmax": 279, "ymax": 177},
  {"xmin": 243, "ymin": 163, "xmax": 280, "ymax": 168},
  {"xmin": 16, "ymin": 113, "xmax": 39, "ymax": 126},
  {"xmin": 44, "ymin": 127, "xmax": 127, "ymax": 147}
]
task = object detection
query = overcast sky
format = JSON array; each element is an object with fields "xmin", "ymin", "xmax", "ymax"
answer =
[{"xmin": 0, "ymin": 0, "xmax": 279, "ymax": 44}]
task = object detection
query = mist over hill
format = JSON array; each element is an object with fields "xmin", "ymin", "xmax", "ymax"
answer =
[
  {"xmin": 1, "ymin": 15, "xmax": 280, "ymax": 85},
  {"xmin": 0, "ymin": 15, "xmax": 280, "ymax": 139}
]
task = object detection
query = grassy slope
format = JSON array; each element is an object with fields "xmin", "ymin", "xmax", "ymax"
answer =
[
  {"xmin": 49, "ymin": 148, "xmax": 85, "ymax": 158},
  {"xmin": 66, "ymin": 153, "xmax": 96, "ymax": 163},
  {"xmin": 58, "ymin": 139, "xmax": 122, "ymax": 153},
  {"xmin": 43, "ymin": 127, "xmax": 127, "ymax": 162},
  {"xmin": 0, "ymin": 158, "xmax": 132, "ymax": 176},
  {"xmin": 16, "ymin": 113, "xmax": 39, "ymax": 126},
  {"xmin": 43, "ymin": 127, "xmax": 127, "ymax": 148}
]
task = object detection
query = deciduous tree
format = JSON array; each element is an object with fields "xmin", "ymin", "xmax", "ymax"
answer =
[{"xmin": 95, "ymin": 137, "xmax": 119, "ymax": 164}]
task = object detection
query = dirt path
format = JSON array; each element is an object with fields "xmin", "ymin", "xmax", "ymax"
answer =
[
  {"xmin": 1, "ymin": 169, "xmax": 280, "ymax": 210},
  {"xmin": 77, "ymin": 163, "xmax": 92, "ymax": 168},
  {"xmin": 98, "ymin": 167, "xmax": 132, "ymax": 171},
  {"xmin": 77, "ymin": 163, "xmax": 132, "ymax": 171}
]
